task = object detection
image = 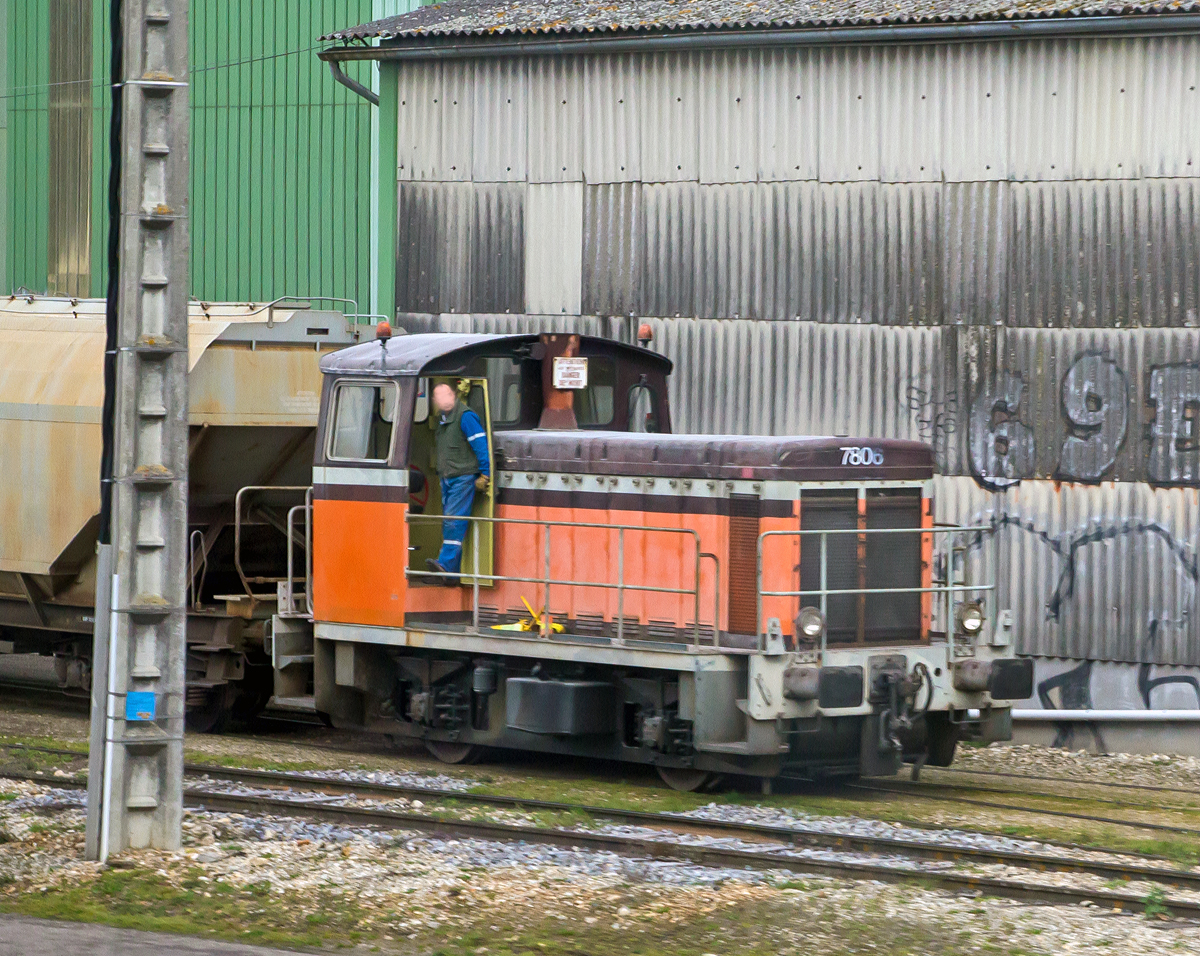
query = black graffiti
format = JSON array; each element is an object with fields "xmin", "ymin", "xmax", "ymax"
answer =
[
  {"xmin": 1138, "ymin": 620, "xmax": 1200, "ymax": 710},
  {"xmin": 965, "ymin": 515, "xmax": 1199, "ymax": 623},
  {"xmin": 906, "ymin": 380, "xmax": 958, "ymax": 447},
  {"xmin": 1033, "ymin": 623, "xmax": 1200, "ymax": 750},
  {"xmin": 1035, "ymin": 659, "xmax": 1105, "ymax": 750}
]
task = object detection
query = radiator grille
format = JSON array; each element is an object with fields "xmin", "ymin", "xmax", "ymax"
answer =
[
  {"xmin": 799, "ymin": 492, "xmax": 924, "ymax": 646},
  {"xmin": 727, "ymin": 495, "xmax": 762, "ymax": 635}
]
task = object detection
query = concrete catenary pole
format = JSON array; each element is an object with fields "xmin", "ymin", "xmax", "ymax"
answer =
[{"xmin": 85, "ymin": 0, "xmax": 189, "ymax": 861}]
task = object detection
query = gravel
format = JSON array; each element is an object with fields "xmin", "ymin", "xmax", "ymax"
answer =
[
  {"xmin": 1, "ymin": 777, "xmax": 1200, "ymax": 954},
  {"xmin": 951, "ymin": 742, "xmax": 1200, "ymax": 792}
]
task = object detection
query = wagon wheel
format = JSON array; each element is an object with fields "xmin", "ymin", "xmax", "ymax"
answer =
[
  {"xmin": 186, "ymin": 684, "xmax": 233, "ymax": 735},
  {"xmin": 655, "ymin": 766, "xmax": 717, "ymax": 792},
  {"xmin": 425, "ymin": 740, "xmax": 482, "ymax": 765},
  {"xmin": 231, "ymin": 662, "xmax": 275, "ymax": 725}
]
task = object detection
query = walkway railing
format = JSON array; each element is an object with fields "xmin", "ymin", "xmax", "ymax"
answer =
[
  {"xmin": 756, "ymin": 525, "xmax": 997, "ymax": 654},
  {"xmin": 406, "ymin": 512, "xmax": 720, "ymax": 648}
]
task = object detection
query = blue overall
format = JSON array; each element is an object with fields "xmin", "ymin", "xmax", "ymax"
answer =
[{"xmin": 435, "ymin": 408, "xmax": 490, "ymax": 574}]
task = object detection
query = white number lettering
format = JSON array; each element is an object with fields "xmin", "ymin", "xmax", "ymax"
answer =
[{"xmin": 840, "ymin": 446, "xmax": 884, "ymax": 466}]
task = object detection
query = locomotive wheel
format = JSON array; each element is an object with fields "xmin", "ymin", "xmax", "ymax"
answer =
[
  {"xmin": 424, "ymin": 740, "xmax": 482, "ymax": 765},
  {"xmin": 655, "ymin": 766, "xmax": 715, "ymax": 792}
]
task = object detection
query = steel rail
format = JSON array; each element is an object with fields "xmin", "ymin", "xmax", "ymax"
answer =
[
  {"xmin": 176, "ymin": 763, "xmax": 1200, "ymax": 892},
  {"xmin": 8, "ymin": 746, "xmax": 1198, "ymax": 893},
  {"xmin": 850, "ymin": 781, "xmax": 1200, "ymax": 837},
  {"xmin": 3, "ymin": 738, "xmax": 1194, "ymax": 863},
  {"xmin": 9, "ymin": 766, "xmax": 1191, "ymax": 918},
  {"xmin": 880, "ymin": 775, "xmax": 1200, "ymax": 816},
  {"xmin": 935, "ymin": 766, "xmax": 1200, "ymax": 797},
  {"xmin": 180, "ymin": 788, "xmax": 1200, "ymax": 919}
]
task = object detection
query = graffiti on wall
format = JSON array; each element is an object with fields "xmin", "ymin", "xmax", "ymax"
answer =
[
  {"xmin": 965, "ymin": 513, "xmax": 1200, "ymax": 624},
  {"xmin": 969, "ymin": 353, "xmax": 1200, "ymax": 488},
  {"xmin": 1028, "ymin": 635, "xmax": 1200, "ymax": 750}
]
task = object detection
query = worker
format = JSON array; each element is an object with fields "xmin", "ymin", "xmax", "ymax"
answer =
[{"xmin": 426, "ymin": 382, "xmax": 490, "ymax": 584}]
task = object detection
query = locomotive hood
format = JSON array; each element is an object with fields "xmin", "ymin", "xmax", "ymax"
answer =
[{"xmin": 494, "ymin": 431, "xmax": 934, "ymax": 482}]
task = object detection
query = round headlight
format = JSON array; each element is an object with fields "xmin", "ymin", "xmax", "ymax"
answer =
[
  {"xmin": 956, "ymin": 600, "xmax": 985, "ymax": 635},
  {"xmin": 797, "ymin": 606, "xmax": 825, "ymax": 639}
]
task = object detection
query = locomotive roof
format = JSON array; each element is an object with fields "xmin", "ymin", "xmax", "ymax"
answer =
[
  {"xmin": 319, "ymin": 332, "xmax": 673, "ymax": 377},
  {"xmin": 495, "ymin": 431, "xmax": 935, "ymax": 481}
]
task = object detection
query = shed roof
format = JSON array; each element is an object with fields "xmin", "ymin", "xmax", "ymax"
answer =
[{"xmin": 322, "ymin": 0, "xmax": 1198, "ymax": 41}]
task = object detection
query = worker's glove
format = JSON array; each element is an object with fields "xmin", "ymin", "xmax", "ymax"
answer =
[{"xmin": 474, "ymin": 475, "xmax": 491, "ymax": 493}]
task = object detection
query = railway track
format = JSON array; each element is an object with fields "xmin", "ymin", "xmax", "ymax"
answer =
[
  {"xmin": 850, "ymin": 780, "xmax": 1200, "ymax": 837},
  {"xmin": 6, "ymin": 739, "xmax": 1200, "ymax": 855},
  {"xmin": 5, "ymin": 751, "xmax": 1200, "ymax": 919}
]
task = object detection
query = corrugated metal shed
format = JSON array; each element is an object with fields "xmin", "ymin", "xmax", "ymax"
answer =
[
  {"xmin": 385, "ymin": 34, "xmax": 1200, "ymax": 666},
  {"xmin": 386, "ymin": 41, "xmax": 1200, "ymax": 326}
]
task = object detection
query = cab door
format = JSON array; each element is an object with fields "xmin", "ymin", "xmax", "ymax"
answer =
[{"xmin": 405, "ymin": 376, "xmax": 495, "ymax": 587}]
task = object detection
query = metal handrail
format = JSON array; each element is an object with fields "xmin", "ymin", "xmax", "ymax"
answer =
[
  {"xmin": 233, "ymin": 485, "xmax": 313, "ymax": 601},
  {"xmin": 406, "ymin": 512, "xmax": 713, "ymax": 647},
  {"xmin": 755, "ymin": 524, "xmax": 998, "ymax": 654},
  {"xmin": 187, "ymin": 529, "xmax": 207, "ymax": 611}
]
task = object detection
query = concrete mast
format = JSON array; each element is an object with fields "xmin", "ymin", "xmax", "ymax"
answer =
[{"xmin": 85, "ymin": 0, "xmax": 189, "ymax": 860}]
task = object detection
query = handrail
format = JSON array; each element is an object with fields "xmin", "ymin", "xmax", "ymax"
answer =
[
  {"xmin": 187, "ymin": 529, "xmax": 207, "ymax": 611},
  {"xmin": 755, "ymin": 524, "xmax": 998, "ymax": 654},
  {"xmin": 305, "ymin": 487, "xmax": 315, "ymax": 617},
  {"xmin": 407, "ymin": 512, "xmax": 712, "ymax": 647},
  {"xmin": 233, "ymin": 485, "xmax": 313, "ymax": 602}
]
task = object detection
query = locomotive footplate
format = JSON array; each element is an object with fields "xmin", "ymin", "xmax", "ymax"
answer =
[{"xmin": 311, "ymin": 620, "xmax": 1015, "ymax": 785}]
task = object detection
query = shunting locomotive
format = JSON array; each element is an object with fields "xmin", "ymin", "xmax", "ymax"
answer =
[{"xmin": 270, "ymin": 328, "xmax": 1032, "ymax": 789}]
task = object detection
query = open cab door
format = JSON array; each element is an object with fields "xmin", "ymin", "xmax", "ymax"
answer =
[{"xmin": 406, "ymin": 376, "xmax": 495, "ymax": 588}]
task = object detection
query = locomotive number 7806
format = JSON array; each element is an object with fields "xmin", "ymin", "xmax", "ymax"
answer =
[{"xmin": 841, "ymin": 446, "xmax": 885, "ymax": 466}]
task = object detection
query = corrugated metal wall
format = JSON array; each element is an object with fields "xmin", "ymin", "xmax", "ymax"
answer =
[
  {"xmin": 4, "ymin": 0, "xmax": 408, "ymax": 308},
  {"xmin": 390, "ymin": 36, "xmax": 1200, "ymax": 666},
  {"xmin": 4, "ymin": 0, "xmax": 51, "ymax": 294}
]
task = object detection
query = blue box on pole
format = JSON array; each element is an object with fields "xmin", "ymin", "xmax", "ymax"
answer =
[{"xmin": 126, "ymin": 692, "xmax": 156, "ymax": 722}]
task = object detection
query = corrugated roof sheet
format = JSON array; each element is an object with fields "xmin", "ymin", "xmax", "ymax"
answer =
[{"xmin": 322, "ymin": 0, "xmax": 1199, "ymax": 42}]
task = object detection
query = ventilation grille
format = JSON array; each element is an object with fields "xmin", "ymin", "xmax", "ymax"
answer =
[
  {"xmin": 799, "ymin": 492, "xmax": 924, "ymax": 646},
  {"xmin": 727, "ymin": 495, "xmax": 762, "ymax": 636}
]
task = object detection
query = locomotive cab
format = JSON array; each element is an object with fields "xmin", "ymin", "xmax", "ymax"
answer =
[{"xmin": 279, "ymin": 330, "xmax": 1030, "ymax": 788}]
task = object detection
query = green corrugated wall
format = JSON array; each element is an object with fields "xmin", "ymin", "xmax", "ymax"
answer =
[
  {"xmin": 5, "ymin": 1, "xmax": 51, "ymax": 294},
  {"xmin": 4, "ymin": 0, "xmax": 408, "ymax": 312}
]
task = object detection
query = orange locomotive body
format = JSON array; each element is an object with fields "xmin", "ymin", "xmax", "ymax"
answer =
[{"xmin": 273, "ymin": 331, "xmax": 1029, "ymax": 787}]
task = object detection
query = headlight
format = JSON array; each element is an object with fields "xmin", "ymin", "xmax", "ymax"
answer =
[
  {"xmin": 797, "ymin": 606, "xmax": 825, "ymax": 640},
  {"xmin": 956, "ymin": 600, "xmax": 985, "ymax": 635}
]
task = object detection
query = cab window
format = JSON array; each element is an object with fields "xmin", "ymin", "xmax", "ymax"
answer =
[
  {"xmin": 628, "ymin": 383, "xmax": 659, "ymax": 433},
  {"xmin": 327, "ymin": 381, "xmax": 397, "ymax": 462},
  {"xmin": 576, "ymin": 357, "xmax": 615, "ymax": 427},
  {"xmin": 471, "ymin": 356, "xmax": 523, "ymax": 425}
]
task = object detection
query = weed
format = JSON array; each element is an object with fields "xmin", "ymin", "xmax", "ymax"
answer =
[{"xmin": 1143, "ymin": 885, "xmax": 1171, "ymax": 920}]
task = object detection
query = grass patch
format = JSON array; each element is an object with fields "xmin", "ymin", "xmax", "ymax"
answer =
[{"xmin": 0, "ymin": 867, "xmax": 374, "ymax": 951}]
